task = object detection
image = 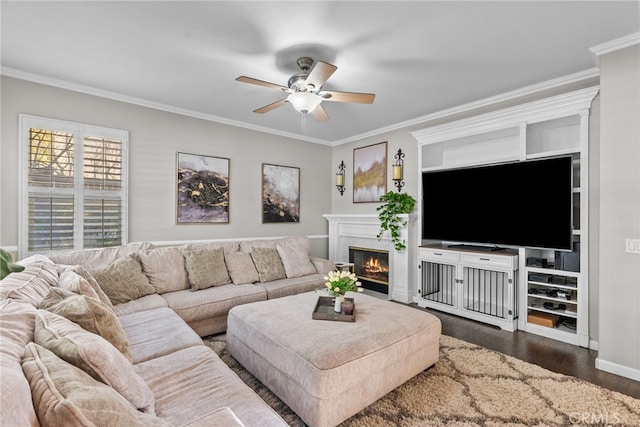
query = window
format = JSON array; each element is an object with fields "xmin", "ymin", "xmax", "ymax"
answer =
[{"xmin": 19, "ymin": 115, "xmax": 128, "ymax": 258}]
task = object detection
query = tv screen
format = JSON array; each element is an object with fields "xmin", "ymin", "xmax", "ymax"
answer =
[{"xmin": 421, "ymin": 156, "xmax": 573, "ymax": 250}]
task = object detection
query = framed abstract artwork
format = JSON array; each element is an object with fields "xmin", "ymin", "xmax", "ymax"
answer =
[
  {"xmin": 176, "ymin": 152, "xmax": 229, "ymax": 223},
  {"xmin": 262, "ymin": 163, "xmax": 300, "ymax": 223},
  {"xmin": 353, "ymin": 141, "xmax": 387, "ymax": 203}
]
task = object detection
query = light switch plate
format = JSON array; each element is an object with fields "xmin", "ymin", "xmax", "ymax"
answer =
[{"xmin": 626, "ymin": 239, "xmax": 640, "ymax": 253}]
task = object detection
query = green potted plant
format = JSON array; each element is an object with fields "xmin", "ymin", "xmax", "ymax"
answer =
[
  {"xmin": 1, "ymin": 248, "xmax": 24, "ymax": 279},
  {"xmin": 376, "ymin": 191, "xmax": 416, "ymax": 251}
]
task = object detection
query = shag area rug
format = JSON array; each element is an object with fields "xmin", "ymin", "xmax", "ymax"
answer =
[{"xmin": 203, "ymin": 334, "xmax": 640, "ymax": 426}]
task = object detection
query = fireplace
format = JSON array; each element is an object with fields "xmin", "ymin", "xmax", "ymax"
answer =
[
  {"xmin": 349, "ymin": 246, "xmax": 390, "ymax": 294},
  {"xmin": 324, "ymin": 213, "xmax": 416, "ymax": 303}
]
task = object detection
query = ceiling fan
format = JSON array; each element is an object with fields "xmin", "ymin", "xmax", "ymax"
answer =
[{"xmin": 236, "ymin": 56, "xmax": 375, "ymax": 122}]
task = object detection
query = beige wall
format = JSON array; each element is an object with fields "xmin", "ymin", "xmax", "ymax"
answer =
[
  {"xmin": 597, "ymin": 44, "xmax": 640, "ymax": 378},
  {"xmin": 0, "ymin": 77, "xmax": 331, "ymax": 257}
]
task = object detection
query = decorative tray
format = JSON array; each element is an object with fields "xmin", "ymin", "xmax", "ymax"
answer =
[{"xmin": 312, "ymin": 296, "xmax": 356, "ymax": 322}]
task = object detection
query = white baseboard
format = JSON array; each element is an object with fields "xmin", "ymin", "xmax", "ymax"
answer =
[
  {"xmin": 595, "ymin": 357, "xmax": 640, "ymax": 381},
  {"xmin": 589, "ymin": 339, "xmax": 599, "ymax": 351}
]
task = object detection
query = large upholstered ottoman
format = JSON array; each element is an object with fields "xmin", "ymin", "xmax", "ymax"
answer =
[{"xmin": 226, "ymin": 291, "xmax": 441, "ymax": 427}]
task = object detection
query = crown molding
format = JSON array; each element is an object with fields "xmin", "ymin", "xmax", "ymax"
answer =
[
  {"xmin": 331, "ymin": 67, "xmax": 600, "ymax": 146},
  {"xmin": 410, "ymin": 86, "xmax": 599, "ymax": 145},
  {"xmin": 0, "ymin": 67, "xmax": 331, "ymax": 146},
  {"xmin": 2, "ymin": 65, "xmax": 599, "ymax": 147},
  {"xmin": 589, "ymin": 32, "xmax": 640, "ymax": 65}
]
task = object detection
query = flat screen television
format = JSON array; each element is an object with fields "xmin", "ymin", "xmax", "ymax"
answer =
[{"xmin": 421, "ymin": 156, "xmax": 573, "ymax": 250}]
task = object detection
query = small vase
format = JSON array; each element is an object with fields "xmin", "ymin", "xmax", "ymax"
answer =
[{"xmin": 334, "ymin": 295, "xmax": 345, "ymax": 313}]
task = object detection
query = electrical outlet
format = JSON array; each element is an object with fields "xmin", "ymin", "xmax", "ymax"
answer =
[{"xmin": 626, "ymin": 239, "xmax": 640, "ymax": 253}]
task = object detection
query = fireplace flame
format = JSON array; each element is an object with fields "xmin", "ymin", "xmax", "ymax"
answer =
[{"xmin": 364, "ymin": 256, "xmax": 389, "ymax": 275}]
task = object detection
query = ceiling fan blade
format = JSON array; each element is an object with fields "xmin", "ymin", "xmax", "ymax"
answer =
[
  {"xmin": 320, "ymin": 90, "xmax": 375, "ymax": 104},
  {"xmin": 253, "ymin": 98, "xmax": 288, "ymax": 114},
  {"xmin": 304, "ymin": 61, "xmax": 337, "ymax": 91},
  {"xmin": 311, "ymin": 104, "xmax": 329, "ymax": 122},
  {"xmin": 236, "ymin": 76, "xmax": 288, "ymax": 92}
]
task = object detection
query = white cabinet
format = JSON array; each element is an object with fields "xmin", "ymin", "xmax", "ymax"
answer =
[
  {"xmin": 417, "ymin": 245, "xmax": 519, "ymax": 331},
  {"xmin": 412, "ymin": 87, "xmax": 598, "ymax": 347}
]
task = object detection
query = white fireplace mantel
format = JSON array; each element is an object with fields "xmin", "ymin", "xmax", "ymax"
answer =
[{"xmin": 323, "ymin": 214, "xmax": 417, "ymax": 304}]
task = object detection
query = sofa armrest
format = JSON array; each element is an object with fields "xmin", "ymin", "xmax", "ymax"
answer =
[
  {"xmin": 182, "ymin": 407, "xmax": 245, "ymax": 427},
  {"xmin": 310, "ymin": 257, "xmax": 334, "ymax": 275}
]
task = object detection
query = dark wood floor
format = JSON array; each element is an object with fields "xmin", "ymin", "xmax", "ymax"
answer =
[{"xmin": 415, "ymin": 305, "xmax": 640, "ymax": 399}]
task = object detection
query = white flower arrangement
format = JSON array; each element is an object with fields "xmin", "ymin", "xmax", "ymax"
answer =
[{"xmin": 323, "ymin": 270, "xmax": 364, "ymax": 297}]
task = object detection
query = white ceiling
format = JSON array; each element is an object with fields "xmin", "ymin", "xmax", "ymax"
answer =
[{"xmin": 1, "ymin": 1, "xmax": 638, "ymax": 144}]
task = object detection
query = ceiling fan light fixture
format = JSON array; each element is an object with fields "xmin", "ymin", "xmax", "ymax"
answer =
[{"xmin": 287, "ymin": 91, "xmax": 322, "ymax": 113}]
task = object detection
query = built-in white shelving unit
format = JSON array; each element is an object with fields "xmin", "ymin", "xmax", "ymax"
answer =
[{"xmin": 411, "ymin": 87, "xmax": 598, "ymax": 347}]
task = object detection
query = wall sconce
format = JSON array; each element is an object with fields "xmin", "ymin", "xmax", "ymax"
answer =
[
  {"xmin": 336, "ymin": 160, "xmax": 346, "ymax": 196},
  {"xmin": 392, "ymin": 149, "xmax": 405, "ymax": 192}
]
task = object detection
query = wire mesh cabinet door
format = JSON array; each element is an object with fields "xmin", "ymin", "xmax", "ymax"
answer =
[
  {"xmin": 419, "ymin": 260, "xmax": 459, "ymax": 306},
  {"xmin": 416, "ymin": 247, "xmax": 461, "ymax": 311},
  {"xmin": 461, "ymin": 266, "xmax": 518, "ymax": 321}
]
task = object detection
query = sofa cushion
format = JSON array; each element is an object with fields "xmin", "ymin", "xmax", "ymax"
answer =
[
  {"xmin": 91, "ymin": 254, "xmax": 156, "ymax": 305},
  {"xmin": 22, "ymin": 343, "xmax": 169, "ymax": 427},
  {"xmin": 139, "ymin": 246, "xmax": 189, "ymax": 294},
  {"xmin": 250, "ymin": 247, "xmax": 286, "ymax": 282},
  {"xmin": 56, "ymin": 264, "xmax": 114, "ymax": 311},
  {"xmin": 161, "ymin": 284, "xmax": 266, "ymax": 325},
  {"xmin": 310, "ymin": 256, "xmax": 335, "ymax": 275},
  {"xmin": 183, "ymin": 407, "xmax": 246, "ymax": 427},
  {"xmin": 113, "ymin": 294, "xmax": 169, "ymax": 317},
  {"xmin": 257, "ymin": 274, "xmax": 326, "ymax": 299},
  {"xmin": 183, "ymin": 248, "xmax": 231, "ymax": 290},
  {"xmin": 0, "ymin": 254, "xmax": 57, "ymax": 306},
  {"xmin": 277, "ymin": 235, "xmax": 312, "ymax": 252},
  {"xmin": 185, "ymin": 240, "xmax": 239, "ymax": 255},
  {"xmin": 225, "ymin": 252, "xmax": 259, "ymax": 285},
  {"xmin": 0, "ymin": 300, "xmax": 39, "ymax": 427},
  {"xmin": 34, "ymin": 309, "xmax": 155, "ymax": 414},
  {"xmin": 39, "ymin": 288, "xmax": 132, "ymax": 360},
  {"xmin": 276, "ymin": 243, "xmax": 317, "ymax": 278},
  {"xmin": 46, "ymin": 241, "xmax": 154, "ymax": 270},
  {"xmin": 239, "ymin": 238, "xmax": 277, "ymax": 253},
  {"xmin": 118, "ymin": 307, "xmax": 203, "ymax": 364},
  {"xmin": 134, "ymin": 345, "xmax": 286, "ymax": 427},
  {"xmin": 56, "ymin": 269, "xmax": 101, "ymax": 300}
]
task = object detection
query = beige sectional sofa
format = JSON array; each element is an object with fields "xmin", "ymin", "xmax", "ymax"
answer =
[{"xmin": 0, "ymin": 236, "xmax": 333, "ymax": 426}]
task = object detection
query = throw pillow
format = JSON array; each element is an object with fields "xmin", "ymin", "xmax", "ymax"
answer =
[
  {"xmin": 225, "ymin": 252, "xmax": 260, "ymax": 284},
  {"xmin": 75, "ymin": 265, "xmax": 115, "ymax": 310},
  {"xmin": 56, "ymin": 270, "xmax": 100, "ymax": 301},
  {"xmin": 183, "ymin": 248, "xmax": 231, "ymax": 290},
  {"xmin": 91, "ymin": 254, "xmax": 155, "ymax": 305},
  {"xmin": 250, "ymin": 247, "xmax": 286, "ymax": 283},
  {"xmin": 0, "ymin": 302, "xmax": 39, "ymax": 427},
  {"xmin": 0, "ymin": 254, "xmax": 58, "ymax": 306},
  {"xmin": 138, "ymin": 247, "xmax": 189, "ymax": 293},
  {"xmin": 39, "ymin": 288, "xmax": 132, "ymax": 361},
  {"xmin": 22, "ymin": 343, "xmax": 169, "ymax": 427},
  {"xmin": 276, "ymin": 244, "xmax": 317, "ymax": 278},
  {"xmin": 34, "ymin": 310, "xmax": 155, "ymax": 414}
]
